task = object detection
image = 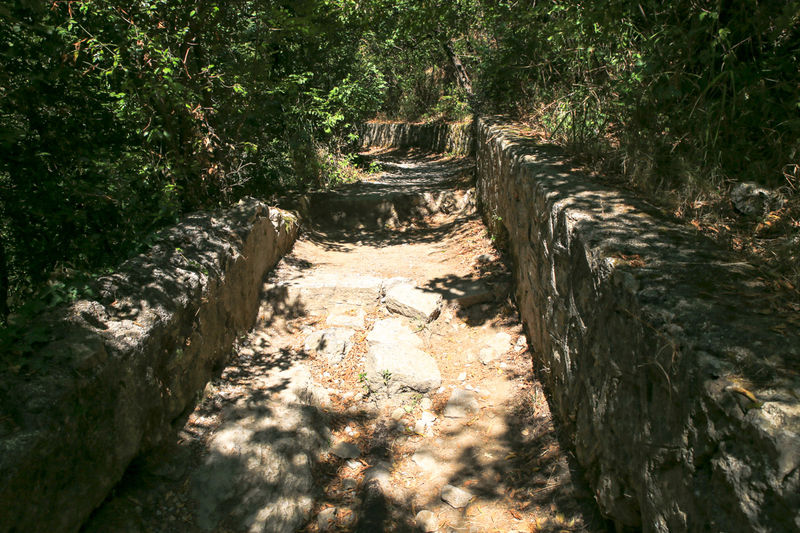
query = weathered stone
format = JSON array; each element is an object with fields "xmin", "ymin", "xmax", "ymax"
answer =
[
  {"xmin": 317, "ymin": 507, "xmax": 337, "ymax": 532},
  {"xmin": 188, "ymin": 360, "xmax": 329, "ymax": 533},
  {"xmin": 331, "ymin": 441, "xmax": 361, "ymax": 459},
  {"xmin": 366, "ymin": 318, "xmax": 423, "ymax": 348},
  {"xmin": 441, "ymin": 484, "xmax": 472, "ymax": 508},
  {"xmin": 477, "ymin": 331, "xmax": 513, "ymax": 365},
  {"xmin": 359, "ymin": 121, "xmax": 474, "ymax": 155},
  {"xmin": 731, "ymin": 181, "xmax": 785, "ymax": 216},
  {"xmin": 477, "ymin": 117, "xmax": 800, "ymax": 532},
  {"xmin": 365, "ymin": 343, "xmax": 442, "ymax": 394},
  {"xmin": 411, "ymin": 449, "xmax": 439, "ymax": 471},
  {"xmin": 325, "ymin": 304, "xmax": 366, "ymax": 329},
  {"xmin": 415, "ymin": 509, "xmax": 439, "ymax": 532},
  {"xmin": 443, "ymin": 389, "xmax": 480, "ymax": 418},
  {"xmin": 0, "ymin": 200, "xmax": 299, "ymax": 533},
  {"xmin": 276, "ymin": 272, "xmax": 383, "ymax": 313},
  {"xmin": 304, "ymin": 328, "xmax": 355, "ymax": 364},
  {"xmin": 385, "ymin": 283, "xmax": 443, "ymax": 322}
]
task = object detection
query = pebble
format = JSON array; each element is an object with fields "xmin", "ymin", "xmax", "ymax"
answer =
[
  {"xmin": 457, "ymin": 372, "xmax": 467, "ymax": 381},
  {"xmin": 342, "ymin": 478, "xmax": 358, "ymax": 490},
  {"xmin": 391, "ymin": 407, "xmax": 406, "ymax": 421},
  {"xmin": 346, "ymin": 460, "xmax": 361, "ymax": 469},
  {"xmin": 441, "ymin": 484, "xmax": 473, "ymax": 508},
  {"xmin": 415, "ymin": 509, "xmax": 438, "ymax": 532},
  {"xmin": 420, "ymin": 397, "xmax": 433, "ymax": 410},
  {"xmin": 436, "ymin": 386, "xmax": 445, "ymax": 394}
]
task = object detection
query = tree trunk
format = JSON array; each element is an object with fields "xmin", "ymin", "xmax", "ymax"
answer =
[
  {"xmin": 0, "ymin": 235, "xmax": 9, "ymax": 324},
  {"xmin": 444, "ymin": 40, "xmax": 473, "ymax": 96}
]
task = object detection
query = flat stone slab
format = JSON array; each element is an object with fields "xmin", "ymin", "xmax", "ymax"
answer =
[
  {"xmin": 304, "ymin": 328, "xmax": 355, "ymax": 364},
  {"xmin": 366, "ymin": 318, "xmax": 423, "ymax": 348},
  {"xmin": 478, "ymin": 331, "xmax": 513, "ymax": 365},
  {"xmin": 277, "ymin": 272, "xmax": 383, "ymax": 311},
  {"xmin": 444, "ymin": 389, "xmax": 480, "ymax": 418},
  {"xmin": 385, "ymin": 283, "xmax": 442, "ymax": 322},
  {"xmin": 441, "ymin": 484, "xmax": 473, "ymax": 508},
  {"xmin": 365, "ymin": 343, "xmax": 441, "ymax": 394},
  {"xmin": 325, "ymin": 305, "xmax": 366, "ymax": 329}
]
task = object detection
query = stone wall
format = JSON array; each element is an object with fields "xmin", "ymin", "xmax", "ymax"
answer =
[
  {"xmin": 0, "ymin": 199, "xmax": 299, "ymax": 533},
  {"xmin": 475, "ymin": 117, "xmax": 800, "ymax": 532},
  {"xmin": 359, "ymin": 121, "xmax": 474, "ymax": 155}
]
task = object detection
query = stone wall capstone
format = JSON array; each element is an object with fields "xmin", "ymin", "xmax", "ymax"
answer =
[
  {"xmin": 475, "ymin": 117, "xmax": 800, "ymax": 532},
  {"xmin": 0, "ymin": 199, "xmax": 299, "ymax": 533}
]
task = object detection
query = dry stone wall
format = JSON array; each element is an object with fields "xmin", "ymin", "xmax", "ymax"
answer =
[
  {"xmin": 0, "ymin": 199, "xmax": 299, "ymax": 533},
  {"xmin": 359, "ymin": 121, "xmax": 474, "ymax": 155},
  {"xmin": 475, "ymin": 117, "xmax": 800, "ymax": 532}
]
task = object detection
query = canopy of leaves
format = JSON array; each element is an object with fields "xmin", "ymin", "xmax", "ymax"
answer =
[{"xmin": 1, "ymin": 0, "xmax": 798, "ymax": 326}]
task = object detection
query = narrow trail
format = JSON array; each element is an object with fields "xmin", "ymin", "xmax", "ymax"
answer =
[{"xmin": 83, "ymin": 151, "xmax": 605, "ymax": 533}]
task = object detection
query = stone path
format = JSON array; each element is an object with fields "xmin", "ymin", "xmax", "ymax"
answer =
[{"xmin": 82, "ymin": 151, "xmax": 606, "ymax": 532}]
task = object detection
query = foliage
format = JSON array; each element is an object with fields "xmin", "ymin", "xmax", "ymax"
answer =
[
  {"xmin": 0, "ymin": 0, "xmax": 385, "ymax": 321},
  {"xmin": 2, "ymin": 0, "xmax": 798, "ymax": 322},
  {"xmin": 475, "ymin": 0, "xmax": 800, "ymax": 198}
]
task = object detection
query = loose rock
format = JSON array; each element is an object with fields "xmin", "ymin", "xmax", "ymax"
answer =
[
  {"xmin": 441, "ymin": 484, "xmax": 472, "ymax": 508},
  {"xmin": 384, "ymin": 283, "xmax": 442, "ymax": 322},
  {"xmin": 731, "ymin": 181, "xmax": 785, "ymax": 216},
  {"xmin": 415, "ymin": 509, "xmax": 438, "ymax": 532},
  {"xmin": 444, "ymin": 389, "xmax": 480, "ymax": 418}
]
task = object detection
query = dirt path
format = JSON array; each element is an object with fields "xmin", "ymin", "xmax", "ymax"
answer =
[{"xmin": 82, "ymin": 151, "xmax": 605, "ymax": 533}]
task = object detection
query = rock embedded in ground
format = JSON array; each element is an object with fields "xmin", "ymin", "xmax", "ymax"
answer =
[
  {"xmin": 367, "ymin": 318, "xmax": 423, "ymax": 348},
  {"xmin": 411, "ymin": 449, "xmax": 439, "ymax": 471},
  {"xmin": 444, "ymin": 389, "xmax": 480, "ymax": 418},
  {"xmin": 478, "ymin": 331, "xmax": 513, "ymax": 364},
  {"xmin": 325, "ymin": 304, "xmax": 367, "ymax": 329},
  {"xmin": 331, "ymin": 441, "xmax": 361, "ymax": 459},
  {"xmin": 317, "ymin": 507, "xmax": 337, "ymax": 531},
  {"xmin": 365, "ymin": 343, "xmax": 442, "ymax": 394},
  {"xmin": 276, "ymin": 272, "xmax": 384, "ymax": 312},
  {"xmin": 304, "ymin": 328, "xmax": 355, "ymax": 364},
  {"xmin": 441, "ymin": 484, "xmax": 473, "ymax": 508},
  {"xmin": 384, "ymin": 282, "xmax": 442, "ymax": 322},
  {"xmin": 443, "ymin": 278, "xmax": 496, "ymax": 308},
  {"xmin": 416, "ymin": 509, "xmax": 439, "ymax": 532}
]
